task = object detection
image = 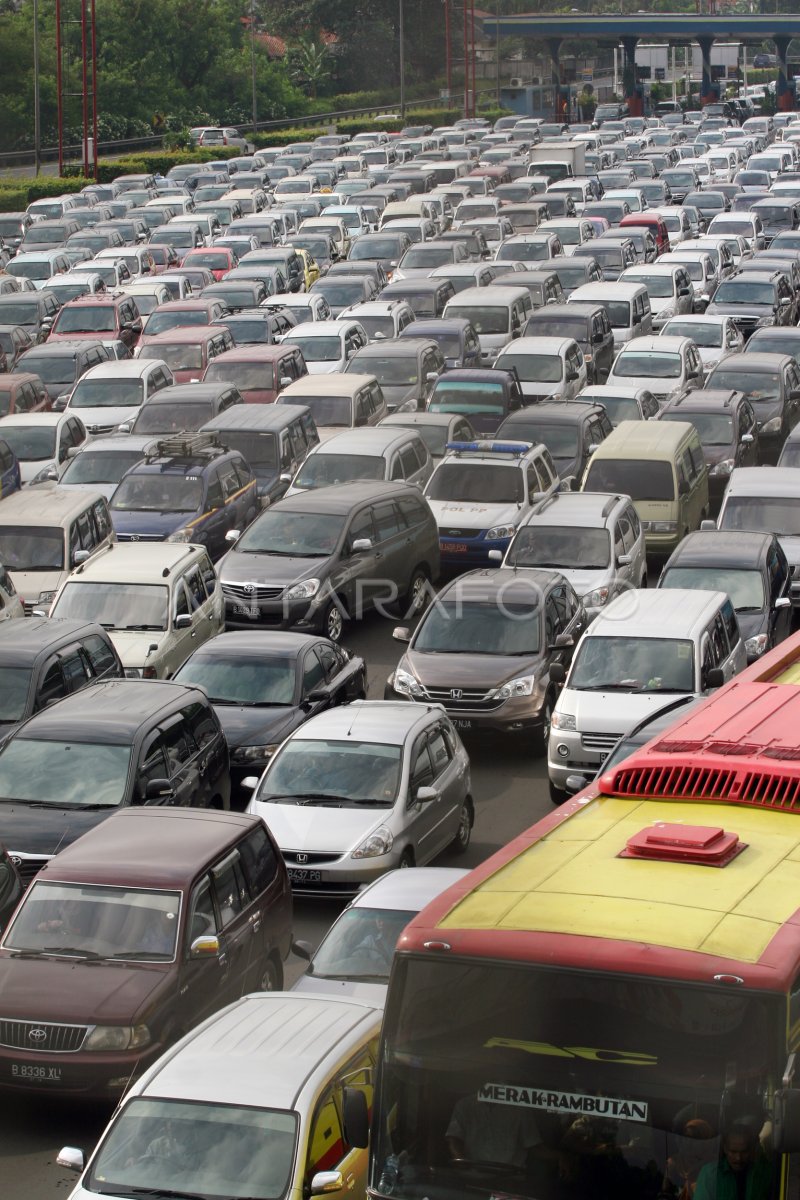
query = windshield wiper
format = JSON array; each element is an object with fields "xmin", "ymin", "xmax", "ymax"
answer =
[
  {"xmin": 101, "ymin": 1189, "xmax": 207, "ymax": 1200},
  {"xmin": 121, "ymin": 624, "xmax": 164, "ymax": 631},
  {"xmin": 109, "ymin": 950, "xmax": 172, "ymax": 960},
  {"xmin": 581, "ymin": 681, "xmax": 641, "ymax": 691},
  {"xmin": 264, "ymin": 792, "xmax": 352, "ymax": 805},
  {"xmin": 42, "ymin": 945, "xmax": 104, "ymax": 959}
]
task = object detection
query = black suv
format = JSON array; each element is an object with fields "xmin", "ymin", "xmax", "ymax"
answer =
[
  {"xmin": 706, "ymin": 269, "xmax": 795, "ymax": 339},
  {"xmin": 346, "ymin": 337, "xmax": 445, "ymax": 412},
  {"xmin": 497, "ymin": 401, "xmax": 613, "ymax": 487},
  {"xmin": 705, "ymin": 352, "xmax": 800, "ymax": 464},
  {"xmin": 0, "ymin": 618, "xmax": 123, "ymax": 737},
  {"xmin": 658, "ymin": 388, "xmax": 759, "ymax": 510},
  {"xmin": 0, "ymin": 678, "xmax": 230, "ymax": 883},
  {"xmin": 110, "ymin": 432, "xmax": 259, "ymax": 559}
]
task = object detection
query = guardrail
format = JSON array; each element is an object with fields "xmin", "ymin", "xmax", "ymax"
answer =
[{"xmin": 0, "ymin": 93, "xmax": 482, "ymax": 171}]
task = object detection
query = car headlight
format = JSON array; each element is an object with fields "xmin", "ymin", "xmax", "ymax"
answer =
[
  {"xmin": 762, "ymin": 416, "xmax": 782, "ymax": 433},
  {"xmin": 83, "ymin": 1024, "xmax": 151, "ymax": 1052},
  {"xmin": 489, "ymin": 674, "xmax": 535, "ymax": 701},
  {"xmin": 166, "ymin": 528, "xmax": 192, "ymax": 543},
  {"xmin": 486, "ymin": 524, "xmax": 516, "ymax": 541},
  {"xmin": 231, "ymin": 744, "xmax": 279, "ymax": 763},
  {"xmin": 351, "ymin": 825, "xmax": 394, "ymax": 859},
  {"xmin": 550, "ymin": 711, "xmax": 576, "ymax": 731},
  {"xmin": 392, "ymin": 668, "xmax": 424, "ymax": 697},
  {"xmin": 745, "ymin": 634, "xmax": 769, "ymax": 657},
  {"xmin": 286, "ymin": 577, "xmax": 320, "ymax": 600},
  {"xmin": 37, "ymin": 590, "xmax": 56, "ymax": 604},
  {"xmin": 124, "ymin": 667, "xmax": 143, "ymax": 679},
  {"xmin": 756, "ymin": 316, "xmax": 776, "ymax": 326},
  {"xmin": 651, "ymin": 521, "xmax": 678, "ymax": 533},
  {"xmin": 709, "ymin": 459, "xmax": 734, "ymax": 476},
  {"xmin": 587, "ymin": 585, "xmax": 610, "ymax": 607}
]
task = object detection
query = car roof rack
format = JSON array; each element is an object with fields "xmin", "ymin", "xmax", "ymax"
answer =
[{"xmin": 148, "ymin": 432, "xmax": 222, "ymax": 460}]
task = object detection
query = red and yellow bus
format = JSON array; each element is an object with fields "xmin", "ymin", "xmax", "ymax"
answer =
[{"xmin": 367, "ymin": 632, "xmax": 800, "ymax": 1200}]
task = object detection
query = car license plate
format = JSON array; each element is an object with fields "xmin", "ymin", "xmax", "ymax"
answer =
[
  {"xmin": 233, "ymin": 603, "xmax": 258, "ymax": 619},
  {"xmin": 10, "ymin": 1063, "xmax": 62, "ymax": 1081},
  {"xmin": 288, "ymin": 868, "xmax": 321, "ymax": 884},
  {"xmin": 442, "ymin": 542, "xmax": 468, "ymax": 553},
  {"xmin": 452, "ymin": 719, "xmax": 472, "ymax": 730}
]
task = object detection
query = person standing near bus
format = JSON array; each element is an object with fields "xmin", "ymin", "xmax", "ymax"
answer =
[{"xmin": 693, "ymin": 1128, "xmax": 771, "ymax": 1200}]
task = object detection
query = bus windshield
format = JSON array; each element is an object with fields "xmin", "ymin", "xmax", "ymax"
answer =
[{"xmin": 372, "ymin": 958, "xmax": 782, "ymax": 1200}]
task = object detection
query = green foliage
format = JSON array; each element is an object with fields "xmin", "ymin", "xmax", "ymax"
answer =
[
  {"xmin": 0, "ymin": 175, "xmax": 92, "ymax": 211},
  {"xmin": 0, "ymin": 185, "xmax": 30, "ymax": 212},
  {"xmin": 252, "ymin": 127, "xmax": 331, "ymax": 148},
  {"xmin": 288, "ymin": 37, "xmax": 332, "ymax": 101}
]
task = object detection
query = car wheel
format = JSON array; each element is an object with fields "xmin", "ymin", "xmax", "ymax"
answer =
[
  {"xmin": 399, "ymin": 848, "xmax": 414, "ymax": 868},
  {"xmin": 397, "ymin": 567, "xmax": 429, "ymax": 618},
  {"xmin": 534, "ymin": 697, "xmax": 552, "ymax": 758},
  {"xmin": 452, "ymin": 798, "xmax": 474, "ymax": 854},
  {"xmin": 322, "ymin": 601, "xmax": 344, "ymax": 642},
  {"xmin": 549, "ymin": 779, "xmax": 569, "ymax": 806},
  {"xmin": 258, "ymin": 956, "xmax": 283, "ymax": 992}
]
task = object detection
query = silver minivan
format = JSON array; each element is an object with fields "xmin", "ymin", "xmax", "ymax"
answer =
[
  {"xmin": 285, "ymin": 426, "xmax": 433, "ymax": 495},
  {"xmin": 568, "ymin": 281, "xmax": 653, "ymax": 351},
  {"xmin": 443, "ymin": 285, "xmax": 533, "ymax": 363}
]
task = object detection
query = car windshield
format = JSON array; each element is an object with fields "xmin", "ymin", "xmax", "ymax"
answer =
[
  {"xmin": 291, "ymin": 237, "xmax": 333, "ymax": 259},
  {"xmin": 592, "ymin": 393, "xmax": 645, "ymax": 424},
  {"xmin": 176, "ymin": 654, "xmax": 296, "ymax": 705},
  {"xmin": 315, "ymin": 282, "xmax": 367, "ymax": 306},
  {"xmin": 710, "ymin": 370, "xmax": 780, "ymax": 402},
  {"xmin": 132, "ymin": 401, "xmax": 212, "ymax": 433},
  {"xmin": 111, "ymin": 475, "xmax": 202, "ymax": 513},
  {"xmin": 85, "ymin": 1096, "xmax": 297, "ymax": 1199},
  {"xmin": 593, "ymin": 300, "xmax": 631, "ymax": 329},
  {"xmin": 584, "ymin": 457, "xmax": 674, "ymax": 501},
  {"xmin": 258, "ymin": 738, "xmax": 402, "ymax": 807},
  {"xmin": 17, "ymin": 356, "xmax": 74, "ymax": 386},
  {"xmin": 237, "ymin": 510, "xmax": 344, "ymax": 556},
  {"xmin": 54, "ymin": 306, "xmax": 116, "ymax": 333},
  {"xmin": 755, "ymin": 206, "xmax": 793, "ymax": 227},
  {"xmin": 0, "ymin": 525, "xmax": 63, "ymax": 571},
  {"xmin": 351, "ymin": 237, "xmax": 402, "ymax": 260},
  {"xmin": 0, "ymin": 667, "xmax": 32, "ymax": 723},
  {"xmin": 427, "ymin": 462, "xmax": 523, "ymax": 503},
  {"xmin": 61, "ymin": 448, "xmax": 146, "ymax": 485},
  {"xmin": 662, "ymin": 320, "xmax": 722, "ymax": 347},
  {"xmin": 215, "ymin": 430, "xmax": 277, "ymax": 468},
  {"xmin": 0, "ymin": 737, "xmax": 131, "ymax": 806},
  {"xmin": 614, "ymin": 351, "xmax": 681, "ymax": 379},
  {"xmin": 402, "ymin": 247, "xmax": 453, "ymax": 268},
  {"xmin": 714, "ymin": 281, "xmax": 776, "ymax": 305},
  {"xmin": 629, "ymin": 274, "xmax": 675, "ymax": 298},
  {"xmin": 205, "ymin": 362, "xmax": 275, "ymax": 390},
  {"xmin": 780, "ymin": 442, "xmax": 800, "ymax": 467},
  {"xmin": 357, "ymin": 315, "xmax": 396, "ymax": 339},
  {"xmin": 721, "ymin": 496, "xmax": 800, "ymax": 536},
  {"xmin": 4, "ymin": 881, "xmax": 180, "ymax": 960},
  {"xmin": 354, "ymin": 356, "xmax": 418, "ymax": 386},
  {"xmin": 138, "ymin": 343, "xmax": 203, "ymax": 370},
  {"xmin": 509, "ymin": 525, "xmax": 610, "ymax": 570},
  {"xmin": 429, "ymin": 380, "xmax": 506, "ymax": 415},
  {"xmin": 51, "ymin": 581, "xmax": 168, "ymax": 630},
  {"xmin": 309, "ymin": 904, "xmax": 414, "ymax": 981},
  {"xmin": 285, "ymin": 335, "xmax": 341, "ymax": 363},
  {"xmin": 498, "ymin": 353, "xmax": 563, "ymax": 383},
  {"xmin": 69, "ymin": 379, "xmax": 144, "ymax": 408},
  {"xmin": 496, "ymin": 242, "xmax": 546, "ymax": 262},
  {"xmin": 570, "ymin": 635, "xmax": 695, "ymax": 692},
  {"xmin": 415, "ymin": 599, "xmax": 541, "ymax": 655},
  {"xmin": 294, "ymin": 452, "xmax": 385, "ymax": 489},
  {"xmin": 7, "ymin": 261, "xmax": 53, "ymax": 281},
  {"xmin": 750, "ymin": 333, "xmax": 800, "ymax": 356},
  {"xmin": 0, "ymin": 423, "xmax": 57, "ymax": 460},
  {"xmin": 661, "ymin": 566, "xmax": 765, "ymax": 611},
  {"xmin": 445, "ymin": 306, "xmax": 509, "ymax": 334},
  {"xmin": 661, "ymin": 410, "xmax": 733, "ymax": 445},
  {"xmin": 144, "ymin": 310, "xmax": 210, "ymax": 335}
]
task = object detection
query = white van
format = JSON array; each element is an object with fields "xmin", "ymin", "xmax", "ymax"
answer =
[
  {"xmin": 547, "ymin": 588, "xmax": 746, "ymax": 802},
  {"xmin": 443, "ymin": 284, "xmax": 533, "ymax": 363},
  {"xmin": 567, "ymin": 281, "xmax": 652, "ymax": 351},
  {"xmin": 57, "ymin": 993, "xmax": 382, "ymax": 1200}
]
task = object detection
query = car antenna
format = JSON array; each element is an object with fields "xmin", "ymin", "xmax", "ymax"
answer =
[{"xmin": 346, "ymin": 697, "xmax": 365, "ymax": 738}]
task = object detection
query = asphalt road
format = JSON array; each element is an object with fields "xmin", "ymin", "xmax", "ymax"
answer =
[{"xmin": 0, "ymin": 603, "xmax": 554, "ymax": 1200}]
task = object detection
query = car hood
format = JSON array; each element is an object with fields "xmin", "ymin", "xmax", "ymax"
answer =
[
  {"xmin": 0, "ymin": 955, "xmax": 168, "ymax": 1024},
  {"xmin": 19, "ymin": 457, "xmax": 56, "ymax": 485},
  {"xmin": 108, "ymin": 629, "xmax": 167, "ymax": 669},
  {"xmin": 557, "ymin": 688, "xmax": 697, "ymax": 733},
  {"xmin": 380, "ymin": 382, "xmax": 420, "ymax": 408},
  {"xmin": 68, "ymin": 405, "xmax": 140, "ymax": 432},
  {"xmin": 776, "ymin": 534, "xmax": 800, "ymax": 568},
  {"xmin": 0, "ymin": 803, "xmax": 117, "ymax": 856},
  {"xmin": 290, "ymin": 974, "xmax": 388, "ymax": 1004},
  {"xmin": 247, "ymin": 799, "xmax": 386, "ymax": 853},
  {"xmin": 555, "ymin": 567, "xmax": 613, "ymax": 596},
  {"xmin": 608, "ymin": 373, "xmax": 682, "ymax": 399},
  {"xmin": 305, "ymin": 361, "xmax": 343, "ymax": 375},
  {"xmin": 405, "ymin": 650, "xmax": 541, "ymax": 688},
  {"xmin": 736, "ymin": 609, "xmax": 768, "ymax": 641},
  {"xmin": 213, "ymin": 705, "xmax": 302, "ymax": 749},
  {"xmin": 518, "ymin": 380, "xmax": 564, "ymax": 401},
  {"xmin": 8, "ymin": 568, "xmax": 65, "ymax": 608},
  {"xmin": 221, "ymin": 550, "xmax": 330, "ymax": 589},
  {"xmin": 111, "ymin": 509, "xmax": 187, "ymax": 538},
  {"xmin": 707, "ymin": 301, "xmax": 771, "ymax": 318},
  {"xmin": 427, "ymin": 499, "xmax": 520, "ymax": 528}
]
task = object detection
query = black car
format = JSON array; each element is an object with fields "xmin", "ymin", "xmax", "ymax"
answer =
[
  {"xmin": 398, "ymin": 318, "xmax": 482, "ymax": 370},
  {"xmin": 0, "ymin": 618, "xmax": 123, "ymax": 737},
  {"xmin": 0, "ymin": 679, "xmax": 230, "ymax": 884},
  {"xmin": 497, "ymin": 401, "xmax": 613, "ymax": 487},
  {"xmin": 173, "ymin": 631, "xmax": 366, "ymax": 801},
  {"xmin": 212, "ymin": 308, "xmax": 296, "ymax": 346},
  {"xmin": 705, "ymin": 352, "xmax": 800, "ymax": 464},
  {"xmin": 658, "ymin": 530, "xmax": 792, "ymax": 664},
  {"xmin": 658, "ymin": 388, "xmax": 759, "ymax": 510},
  {"xmin": 346, "ymin": 337, "xmax": 445, "ymax": 413}
]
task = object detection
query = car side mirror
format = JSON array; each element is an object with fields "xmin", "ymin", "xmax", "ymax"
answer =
[
  {"xmin": 351, "ymin": 537, "xmax": 372, "ymax": 552},
  {"xmin": 416, "ymin": 785, "xmax": 437, "ymax": 804},
  {"xmin": 292, "ymin": 938, "xmax": 314, "ymax": 961},
  {"xmin": 280, "ymin": 375, "xmax": 292, "ymax": 387},
  {"xmin": 174, "ymin": 613, "xmax": 192, "ymax": 629},
  {"xmin": 392, "ymin": 626, "xmax": 411, "ymax": 642},
  {"xmin": 487, "ymin": 549, "xmax": 503, "ymax": 563},
  {"xmin": 311, "ymin": 1172, "xmax": 345, "ymax": 1196},
  {"xmin": 144, "ymin": 777, "xmax": 173, "ymax": 801},
  {"xmin": 190, "ymin": 934, "xmax": 221, "ymax": 958},
  {"xmin": 617, "ymin": 552, "xmax": 631, "ymax": 565},
  {"xmin": 225, "ymin": 529, "xmax": 240, "ymax": 543},
  {"xmin": 700, "ymin": 518, "xmax": 716, "ymax": 531},
  {"xmin": 72, "ymin": 549, "xmax": 90, "ymax": 566},
  {"xmin": 342, "ymin": 1086, "xmax": 370, "ymax": 1149},
  {"xmin": 549, "ymin": 662, "xmax": 566, "ymax": 684},
  {"xmin": 741, "ymin": 432, "xmax": 754, "ymax": 444},
  {"xmin": 775, "ymin": 596, "xmax": 792, "ymax": 610},
  {"xmin": 678, "ymin": 479, "xmax": 690, "ymax": 496},
  {"xmin": 704, "ymin": 666, "xmax": 725, "ymax": 690},
  {"xmin": 552, "ymin": 632, "xmax": 574, "ymax": 650},
  {"xmin": 56, "ymin": 1148, "xmax": 85, "ymax": 1174}
]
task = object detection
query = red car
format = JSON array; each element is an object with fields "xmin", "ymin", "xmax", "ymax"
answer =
[{"xmin": 181, "ymin": 246, "xmax": 239, "ymax": 281}]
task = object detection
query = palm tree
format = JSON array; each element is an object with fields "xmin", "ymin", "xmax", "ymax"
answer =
[{"xmin": 291, "ymin": 36, "xmax": 331, "ymax": 100}]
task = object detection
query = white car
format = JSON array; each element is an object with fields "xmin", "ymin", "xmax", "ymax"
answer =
[
  {"xmin": 606, "ymin": 335, "xmax": 705, "ymax": 403},
  {"xmin": 659, "ymin": 314, "xmax": 744, "ymax": 370},
  {"xmin": 494, "ymin": 335, "xmax": 588, "ymax": 403},
  {"xmin": 48, "ymin": 542, "xmax": 224, "ymax": 680},
  {"xmin": 282, "ymin": 318, "xmax": 368, "ymax": 375},
  {"xmin": 0, "ymin": 411, "xmax": 86, "ymax": 485},
  {"xmin": 61, "ymin": 359, "xmax": 174, "ymax": 437}
]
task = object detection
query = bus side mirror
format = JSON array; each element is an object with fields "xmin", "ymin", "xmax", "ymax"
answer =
[{"xmin": 342, "ymin": 1087, "xmax": 369, "ymax": 1149}]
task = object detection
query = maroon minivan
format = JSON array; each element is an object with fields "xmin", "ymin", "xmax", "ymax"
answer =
[{"xmin": 0, "ymin": 808, "xmax": 291, "ymax": 1096}]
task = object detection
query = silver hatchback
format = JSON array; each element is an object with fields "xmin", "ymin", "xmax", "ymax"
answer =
[{"xmin": 245, "ymin": 701, "xmax": 474, "ymax": 896}]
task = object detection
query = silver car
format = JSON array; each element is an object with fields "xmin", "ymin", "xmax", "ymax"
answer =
[
  {"xmin": 245, "ymin": 701, "xmax": 473, "ymax": 896},
  {"xmin": 291, "ymin": 866, "xmax": 469, "ymax": 1002}
]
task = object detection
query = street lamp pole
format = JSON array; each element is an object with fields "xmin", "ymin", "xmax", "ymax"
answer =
[
  {"xmin": 445, "ymin": 0, "xmax": 452, "ymax": 99},
  {"xmin": 399, "ymin": 0, "xmax": 406, "ymax": 119},
  {"xmin": 250, "ymin": 0, "xmax": 258, "ymax": 134},
  {"xmin": 33, "ymin": 0, "xmax": 41, "ymax": 176}
]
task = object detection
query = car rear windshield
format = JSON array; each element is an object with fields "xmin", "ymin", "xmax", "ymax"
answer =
[
  {"xmin": 509, "ymin": 525, "xmax": 610, "ymax": 570},
  {"xmin": 614, "ymin": 351, "xmax": 681, "ymax": 379},
  {"xmin": 584, "ymin": 457, "xmax": 675, "ymax": 501},
  {"xmin": 570, "ymin": 635, "xmax": 695, "ymax": 692},
  {"xmin": 427, "ymin": 462, "xmax": 523, "ymax": 504},
  {"xmin": 721, "ymin": 496, "xmax": 800, "ymax": 536},
  {"xmin": 0, "ymin": 525, "xmax": 63, "ymax": 571},
  {"xmin": 111, "ymin": 474, "xmax": 203, "ymax": 513},
  {"xmin": 661, "ymin": 566, "xmax": 765, "ymax": 611},
  {"xmin": 212, "ymin": 430, "xmax": 277, "ymax": 468}
]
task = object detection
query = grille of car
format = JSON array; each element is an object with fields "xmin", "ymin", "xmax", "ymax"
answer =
[
  {"xmin": 222, "ymin": 582, "xmax": 284, "ymax": 602},
  {"xmin": 115, "ymin": 532, "xmax": 166, "ymax": 542},
  {"xmin": 440, "ymin": 528, "xmax": 482, "ymax": 539},
  {"xmin": 0, "ymin": 1020, "xmax": 88, "ymax": 1053},
  {"xmin": 283, "ymin": 850, "xmax": 341, "ymax": 866},
  {"xmin": 421, "ymin": 686, "xmax": 502, "ymax": 711},
  {"xmin": 9, "ymin": 854, "xmax": 49, "ymax": 887},
  {"xmin": 582, "ymin": 731, "xmax": 621, "ymax": 753}
]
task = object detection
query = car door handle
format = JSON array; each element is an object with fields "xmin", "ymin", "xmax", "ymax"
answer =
[{"xmin": 250, "ymin": 916, "xmax": 261, "ymax": 933}]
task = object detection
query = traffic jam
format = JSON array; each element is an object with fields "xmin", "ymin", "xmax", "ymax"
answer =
[{"xmin": 0, "ymin": 99, "xmax": 799, "ymax": 1197}]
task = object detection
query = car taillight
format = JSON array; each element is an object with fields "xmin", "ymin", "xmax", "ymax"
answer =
[{"xmin": 143, "ymin": 664, "xmax": 158, "ymax": 679}]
